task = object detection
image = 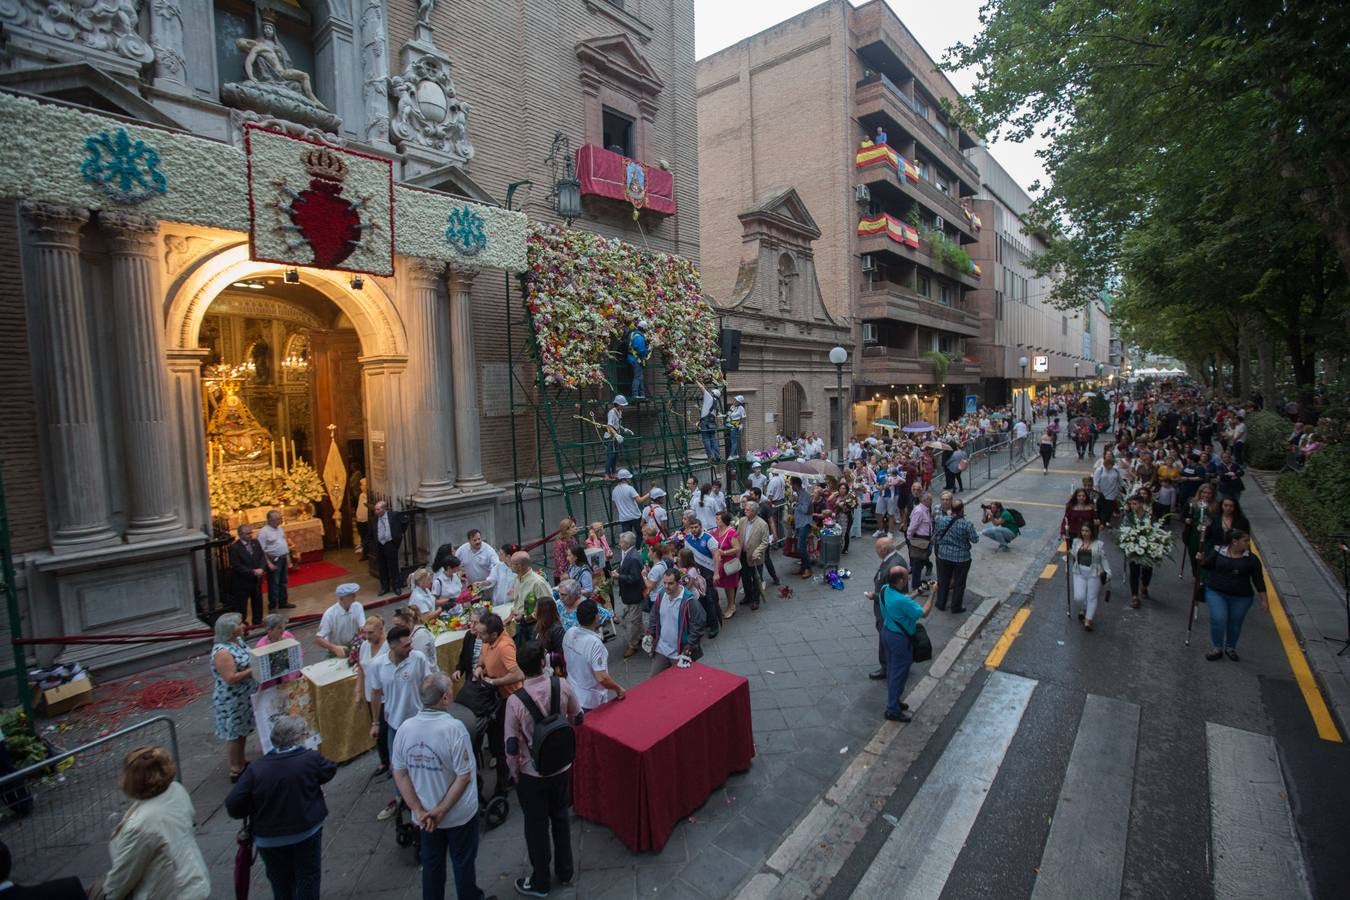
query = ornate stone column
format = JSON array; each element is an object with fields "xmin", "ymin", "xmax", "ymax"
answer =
[
  {"xmin": 100, "ymin": 211, "xmax": 184, "ymax": 536},
  {"xmin": 166, "ymin": 349, "xmax": 212, "ymax": 532},
  {"xmin": 448, "ymin": 265, "xmax": 487, "ymax": 489},
  {"xmin": 21, "ymin": 202, "xmax": 117, "ymax": 548},
  {"xmin": 148, "ymin": 0, "xmax": 190, "ymax": 95},
  {"xmin": 404, "ymin": 257, "xmax": 456, "ymax": 501}
]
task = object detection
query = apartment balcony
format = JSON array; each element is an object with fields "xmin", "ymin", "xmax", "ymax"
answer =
[
  {"xmin": 858, "ymin": 282, "xmax": 980, "ymax": 337},
  {"xmin": 854, "ymin": 144, "xmax": 977, "ymax": 241},
  {"xmin": 575, "ymin": 143, "xmax": 676, "ymax": 217},
  {"xmin": 858, "ymin": 345, "xmax": 979, "ymax": 385},
  {"xmin": 856, "ymin": 215, "xmax": 982, "ymax": 287},
  {"xmin": 854, "ymin": 74, "xmax": 978, "ymax": 182}
]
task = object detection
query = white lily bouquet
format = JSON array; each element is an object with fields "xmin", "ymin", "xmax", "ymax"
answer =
[{"xmin": 1118, "ymin": 516, "xmax": 1174, "ymax": 565}]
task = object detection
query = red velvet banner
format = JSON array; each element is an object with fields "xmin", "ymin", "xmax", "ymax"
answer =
[{"xmin": 576, "ymin": 143, "xmax": 676, "ymax": 216}]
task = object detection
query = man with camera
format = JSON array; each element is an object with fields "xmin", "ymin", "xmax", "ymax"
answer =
[{"xmin": 980, "ymin": 501, "xmax": 1020, "ymax": 552}]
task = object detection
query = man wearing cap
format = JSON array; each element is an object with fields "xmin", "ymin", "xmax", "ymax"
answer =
[
  {"xmin": 611, "ymin": 469, "xmax": 648, "ymax": 537},
  {"xmin": 626, "ymin": 321, "xmax": 651, "ymax": 400},
  {"xmin": 747, "ymin": 461, "xmax": 767, "ymax": 494},
  {"xmin": 699, "ymin": 386, "xmax": 722, "ymax": 462},
  {"xmin": 604, "ymin": 395, "xmax": 630, "ymax": 478},
  {"xmin": 641, "ymin": 488, "xmax": 669, "ymax": 537},
  {"xmin": 726, "ymin": 395, "xmax": 747, "ymax": 460},
  {"xmin": 316, "ymin": 584, "xmax": 366, "ymax": 657}
]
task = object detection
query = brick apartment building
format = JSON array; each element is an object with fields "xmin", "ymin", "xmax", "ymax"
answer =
[
  {"xmin": 0, "ymin": 0, "xmax": 699, "ymax": 671},
  {"xmin": 698, "ymin": 0, "xmax": 986, "ymax": 440},
  {"xmin": 964, "ymin": 147, "xmax": 1115, "ymax": 413}
]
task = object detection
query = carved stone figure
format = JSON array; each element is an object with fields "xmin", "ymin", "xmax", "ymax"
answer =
[
  {"xmin": 416, "ymin": 0, "xmax": 435, "ymax": 30},
  {"xmin": 237, "ymin": 17, "xmax": 324, "ymax": 107}
]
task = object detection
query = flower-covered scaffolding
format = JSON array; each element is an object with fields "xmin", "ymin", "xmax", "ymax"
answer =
[{"xmin": 523, "ymin": 225, "xmax": 721, "ymax": 389}]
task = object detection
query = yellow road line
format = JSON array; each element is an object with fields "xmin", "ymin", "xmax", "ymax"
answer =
[
  {"xmin": 986, "ymin": 607, "xmax": 1032, "ymax": 669},
  {"xmin": 1250, "ymin": 539, "xmax": 1342, "ymax": 743},
  {"xmin": 1043, "ymin": 468, "xmax": 1092, "ymax": 475},
  {"xmin": 1040, "ymin": 564, "xmax": 1058, "ymax": 579},
  {"xmin": 1058, "ymin": 541, "xmax": 1067, "ymax": 553}
]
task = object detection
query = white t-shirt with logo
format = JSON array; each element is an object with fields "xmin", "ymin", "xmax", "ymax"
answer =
[
  {"xmin": 375, "ymin": 650, "xmax": 430, "ymax": 729},
  {"xmin": 563, "ymin": 627, "xmax": 611, "ymax": 709},
  {"xmin": 391, "ymin": 709, "xmax": 478, "ymax": 829}
]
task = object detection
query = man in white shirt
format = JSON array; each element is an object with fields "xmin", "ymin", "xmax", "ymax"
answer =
[
  {"xmin": 847, "ymin": 440, "xmax": 863, "ymax": 463},
  {"xmin": 371, "ymin": 624, "xmax": 431, "ymax": 820},
  {"xmin": 699, "ymin": 386, "xmax": 722, "ymax": 463},
  {"xmin": 1231, "ymin": 413, "xmax": 1248, "ymax": 465},
  {"xmin": 766, "ymin": 468, "xmax": 786, "ymax": 542},
  {"xmin": 747, "ymin": 461, "xmax": 768, "ymax": 494},
  {"xmin": 391, "ymin": 672, "xmax": 486, "ymax": 900},
  {"xmin": 1013, "ymin": 418, "xmax": 1029, "ymax": 455},
  {"xmin": 610, "ymin": 468, "xmax": 647, "ymax": 536},
  {"xmin": 641, "ymin": 487, "xmax": 670, "ymax": 536},
  {"xmin": 454, "ymin": 529, "xmax": 498, "ymax": 600},
  {"xmin": 563, "ymin": 600, "xmax": 623, "ymax": 711},
  {"xmin": 315, "ymin": 583, "xmax": 365, "ymax": 657},
  {"xmin": 726, "ymin": 395, "xmax": 747, "ymax": 459},
  {"xmin": 256, "ymin": 509, "xmax": 294, "ymax": 612}
]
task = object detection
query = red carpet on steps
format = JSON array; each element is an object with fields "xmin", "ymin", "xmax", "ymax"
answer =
[{"xmin": 263, "ymin": 561, "xmax": 352, "ymax": 592}]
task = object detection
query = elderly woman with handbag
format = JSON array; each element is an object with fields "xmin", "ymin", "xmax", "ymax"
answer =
[
  {"xmin": 879, "ymin": 566, "xmax": 933, "ymax": 723},
  {"xmin": 210, "ymin": 613, "xmax": 257, "ymax": 782}
]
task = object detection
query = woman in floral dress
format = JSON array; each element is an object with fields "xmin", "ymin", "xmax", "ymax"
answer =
[{"xmin": 211, "ymin": 612, "xmax": 257, "ymax": 781}]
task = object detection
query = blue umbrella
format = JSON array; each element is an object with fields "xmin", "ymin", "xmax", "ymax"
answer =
[{"xmin": 902, "ymin": 421, "xmax": 935, "ymax": 433}]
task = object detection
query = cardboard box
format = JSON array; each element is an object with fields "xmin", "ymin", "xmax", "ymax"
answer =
[
  {"xmin": 251, "ymin": 638, "xmax": 303, "ymax": 683},
  {"xmin": 32, "ymin": 675, "xmax": 94, "ymax": 716}
]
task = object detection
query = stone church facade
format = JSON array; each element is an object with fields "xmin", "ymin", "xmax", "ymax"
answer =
[{"xmin": 0, "ymin": 0, "xmax": 699, "ymax": 672}]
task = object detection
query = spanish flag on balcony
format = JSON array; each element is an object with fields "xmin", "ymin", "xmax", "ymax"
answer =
[
  {"xmin": 970, "ymin": 262, "xmax": 982, "ymax": 278},
  {"xmin": 902, "ymin": 158, "xmax": 920, "ymax": 183},
  {"xmin": 858, "ymin": 214, "xmax": 922, "ymax": 249},
  {"xmin": 855, "ymin": 143, "xmax": 899, "ymax": 171}
]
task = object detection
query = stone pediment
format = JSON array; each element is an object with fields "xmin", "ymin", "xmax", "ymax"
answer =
[
  {"xmin": 0, "ymin": 63, "xmax": 182, "ymax": 128},
  {"xmin": 738, "ymin": 188, "xmax": 821, "ymax": 243},
  {"xmin": 575, "ymin": 33, "xmax": 664, "ymax": 96},
  {"xmin": 403, "ymin": 164, "xmax": 499, "ymax": 207}
]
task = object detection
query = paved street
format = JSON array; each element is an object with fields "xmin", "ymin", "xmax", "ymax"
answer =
[{"xmin": 17, "ymin": 444, "xmax": 1350, "ymax": 900}]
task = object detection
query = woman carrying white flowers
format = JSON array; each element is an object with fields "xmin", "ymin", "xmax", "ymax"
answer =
[
  {"xmin": 1119, "ymin": 492, "xmax": 1165, "ymax": 609},
  {"xmin": 1067, "ymin": 521, "xmax": 1111, "ymax": 631}
]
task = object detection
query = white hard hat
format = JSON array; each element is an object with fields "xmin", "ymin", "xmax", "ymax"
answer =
[
  {"xmin": 616, "ymin": 468, "xmax": 633, "ymax": 480},
  {"xmin": 636, "ymin": 319, "xmax": 648, "ymax": 328},
  {"xmin": 751, "ymin": 461, "xmax": 762, "ymax": 468},
  {"xmin": 735, "ymin": 395, "xmax": 746, "ymax": 403},
  {"xmin": 650, "ymin": 487, "xmax": 667, "ymax": 499},
  {"xmin": 612, "ymin": 395, "xmax": 628, "ymax": 407}
]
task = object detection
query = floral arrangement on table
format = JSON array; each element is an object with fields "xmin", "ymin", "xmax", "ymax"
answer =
[
  {"xmin": 282, "ymin": 461, "xmax": 326, "ymax": 508},
  {"xmin": 752, "ymin": 445, "xmax": 798, "ymax": 464},
  {"xmin": 523, "ymin": 224, "xmax": 721, "ymax": 388},
  {"xmin": 208, "ymin": 468, "xmax": 277, "ymax": 513},
  {"xmin": 1117, "ymin": 515, "xmax": 1174, "ymax": 565},
  {"xmin": 345, "ymin": 633, "xmax": 366, "ymax": 668}
]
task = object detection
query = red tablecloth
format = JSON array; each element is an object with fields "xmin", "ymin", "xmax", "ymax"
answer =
[{"xmin": 571, "ymin": 662, "xmax": 754, "ymax": 851}]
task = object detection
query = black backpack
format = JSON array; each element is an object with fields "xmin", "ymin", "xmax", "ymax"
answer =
[
  {"xmin": 1007, "ymin": 508, "xmax": 1027, "ymax": 528},
  {"xmin": 513, "ymin": 677, "xmax": 576, "ymax": 777}
]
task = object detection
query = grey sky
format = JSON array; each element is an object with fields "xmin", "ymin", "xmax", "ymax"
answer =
[{"xmin": 693, "ymin": 0, "xmax": 1048, "ymax": 198}]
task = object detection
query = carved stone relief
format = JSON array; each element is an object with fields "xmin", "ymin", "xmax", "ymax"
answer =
[
  {"xmin": 220, "ymin": 11, "xmax": 341, "ymax": 135},
  {"xmin": 0, "ymin": 0, "xmax": 155, "ymax": 66}
]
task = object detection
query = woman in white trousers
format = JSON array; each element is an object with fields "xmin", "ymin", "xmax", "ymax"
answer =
[{"xmin": 1068, "ymin": 521, "xmax": 1111, "ymax": 631}]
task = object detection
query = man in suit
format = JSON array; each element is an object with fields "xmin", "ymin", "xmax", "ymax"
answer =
[
  {"xmin": 371, "ymin": 499, "xmax": 406, "ymax": 595},
  {"xmin": 614, "ymin": 531, "xmax": 647, "ymax": 659},
  {"xmin": 229, "ymin": 523, "xmax": 266, "ymax": 626},
  {"xmin": 864, "ymin": 536, "xmax": 904, "ymax": 681}
]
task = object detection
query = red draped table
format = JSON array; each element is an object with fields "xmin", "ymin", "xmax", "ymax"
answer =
[{"xmin": 571, "ymin": 662, "xmax": 754, "ymax": 851}]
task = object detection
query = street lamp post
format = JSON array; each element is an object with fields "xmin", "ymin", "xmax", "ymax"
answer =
[
  {"xmin": 1018, "ymin": 355, "xmax": 1029, "ymax": 421},
  {"xmin": 829, "ymin": 345, "xmax": 848, "ymax": 463}
]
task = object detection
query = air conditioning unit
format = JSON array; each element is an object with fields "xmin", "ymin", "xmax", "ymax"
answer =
[
  {"xmin": 860, "ymin": 254, "xmax": 877, "ymax": 273},
  {"xmin": 862, "ymin": 323, "xmax": 879, "ymax": 344},
  {"xmin": 934, "ymin": 216, "xmax": 945, "ymax": 231},
  {"xmin": 854, "ymin": 184, "xmax": 871, "ymax": 203}
]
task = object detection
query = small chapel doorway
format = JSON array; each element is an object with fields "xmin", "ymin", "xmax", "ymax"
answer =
[{"xmin": 781, "ymin": 380, "xmax": 805, "ymax": 438}]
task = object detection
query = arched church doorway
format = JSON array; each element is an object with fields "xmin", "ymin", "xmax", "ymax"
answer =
[{"xmin": 197, "ymin": 273, "xmax": 367, "ymax": 562}]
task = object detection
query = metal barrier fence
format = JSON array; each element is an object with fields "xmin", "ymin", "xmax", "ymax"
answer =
[
  {"xmin": 958, "ymin": 426, "xmax": 1042, "ymax": 493},
  {"xmin": 0, "ymin": 715, "xmax": 179, "ymax": 881}
]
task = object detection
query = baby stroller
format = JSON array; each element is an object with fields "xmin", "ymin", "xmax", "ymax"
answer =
[{"xmin": 393, "ymin": 687, "xmax": 511, "ymax": 861}]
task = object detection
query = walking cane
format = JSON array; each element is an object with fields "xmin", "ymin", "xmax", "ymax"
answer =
[{"xmin": 1185, "ymin": 560, "xmax": 1202, "ymax": 646}]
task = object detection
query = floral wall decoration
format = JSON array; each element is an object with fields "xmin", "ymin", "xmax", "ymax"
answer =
[
  {"xmin": 245, "ymin": 125, "xmax": 395, "ymax": 276},
  {"xmin": 0, "ymin": 92, "xmax": 528, "ymax": 272},
  {"xmin": 524, "ymin": 224, "xmax": 721, "ymax": 389}
]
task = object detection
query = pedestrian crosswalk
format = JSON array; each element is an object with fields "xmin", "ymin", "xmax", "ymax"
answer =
[{"xmin": 849, "ymin": 672, "xmax": 1313, "ymax": 900}]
